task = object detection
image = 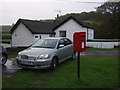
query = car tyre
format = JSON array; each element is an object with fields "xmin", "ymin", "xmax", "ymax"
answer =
[
  {"xmin": 50, "ymin": 57, "xmax": 57, "ymax": 70},
  {"xmin": 2, "ymin": 54, "xmax": 7, "ymax": 65},
  {"xmin": 71, "ymin": 52, "xmax": 76, "ymax": 60}
]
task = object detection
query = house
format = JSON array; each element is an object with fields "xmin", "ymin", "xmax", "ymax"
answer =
[
  {"xmin": 11, "ymin": 16, "xmax": 94, "ymax": 47},
  {"xmin": 53, "ymin": 16, "xmax": 94, "ymax": 41},
  {"xmin": 11, "ymin": 19, "xmax": 56, "ymax": 46}
]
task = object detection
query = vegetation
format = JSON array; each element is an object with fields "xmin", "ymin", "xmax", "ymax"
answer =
[
  {"xmin": 0, "ymin": 25, "xmax": 12, "ymax": 43},
  {"xmin": 6, "ymin": 47, "xmax": 27, "ymax": 58},
  {"xmin": 3, "ymin": 55, "xmax": 118, "ymax": 88}
]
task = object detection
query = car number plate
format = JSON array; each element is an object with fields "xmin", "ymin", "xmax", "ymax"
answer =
[{"xmin": 21, "ymin": 60, "xmax": 33, "ymax": 65}]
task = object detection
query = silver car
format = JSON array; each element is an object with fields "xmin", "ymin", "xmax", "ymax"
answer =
[{"xmin": 16, "ymin": 37, "xmax": 74, "ymax": 69}]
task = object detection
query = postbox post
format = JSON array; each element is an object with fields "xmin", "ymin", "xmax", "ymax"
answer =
[{"xmin": 77, "ymin": 51, "xmax": 80, "ymax": 78}]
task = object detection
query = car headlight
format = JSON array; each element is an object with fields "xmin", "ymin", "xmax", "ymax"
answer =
[
  {"xmin": 38, "ymin": 54, "xmax": 49, "ymax": 59},
  {"xmin": 16, "ymin": 54, "xmax": 21, "ymax": 59}
]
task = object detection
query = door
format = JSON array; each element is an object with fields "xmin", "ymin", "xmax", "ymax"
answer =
[
  {"xmin": 56, "ymin": 38, "xmax": 72, "ymax": 62},
  {"xmin": 64, "ymin": 38, "xmax": 73, "ymax": 58},
  {"xmin": 56, "ymin": 39, "xmax": 66, "ymax": 62}
]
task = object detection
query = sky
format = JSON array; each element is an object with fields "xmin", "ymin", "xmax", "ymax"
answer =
[{"xmin": 0, "ymin": 0, "xmax": 108, "ymax": 25}]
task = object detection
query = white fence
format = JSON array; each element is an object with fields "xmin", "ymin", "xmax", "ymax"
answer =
[{"xmin": 87, "ymin": 41, "xmax": 119, "ymax": 48}]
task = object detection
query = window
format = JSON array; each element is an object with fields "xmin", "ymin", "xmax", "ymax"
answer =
[
  {"xmin": 35, "ymin": 36, "xmax": 38, "ymax": 38},
  {"xmin": 49, "ymin": 34, "xmax": 55, "ymax": 37},
  {"xmin": 15, "ymin": 34, "xmax": 17, "ymax": 36},
  {"xmin": 39, "ymin": 35, "xmax": 41, "ymax": 39},
  {"xmin": 64, "ymin": 38, "xmax": 72, "ymax": 46},
  {"xmin": 59, "ymin": 31, "xmax": 66, "ymax": 37},
  {"xmin": 32, "ymin": 39, "xmax": 58, "ymax": 49},
  {"xmin": 58, "ymin": 38, "xmax": 72, "ymax": 46},
  {"xmin": 59, "ymin": 39, "xmax": 64, "ymax": 44}
]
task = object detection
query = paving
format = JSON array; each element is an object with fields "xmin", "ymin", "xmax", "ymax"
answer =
[
  {"xmin": 2, "ymin": 59, "xmax": 22, "ymax": 78},
  {"xmin": 2, "ymin": 50, "xmax": 119, "ymax": 78}
]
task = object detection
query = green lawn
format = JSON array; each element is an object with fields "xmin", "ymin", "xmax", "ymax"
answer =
[
  {"xmin": 0, "ymin": 39, "xmax": 11, "ymax": 42},
  {"xmin": 2, "ymin": 33, "xmax": 11, "ymax": 36},
  {"xmin": 6, "ymin": 47, "xmax": 27, "ymax": 58},
  {"xmin": 1, "ymin": 27, "xmax": 11, "ymax": 43},
  {"xmin": 3, "ymin": 55, "xmax": 118, "ymax": 88}
]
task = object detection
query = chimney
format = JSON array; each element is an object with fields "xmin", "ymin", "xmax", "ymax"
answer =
[
  {"xmin": 57, "ymin": 14, "xmax": 59, "ymax": 18},
  {"xmin": 54, "ymin": 14, "xmax": 60, "ymax": 25}
]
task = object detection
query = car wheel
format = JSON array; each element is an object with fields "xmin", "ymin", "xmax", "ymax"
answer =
[
  {"xmin": 2, "ymin": 54, "xmax": 7, "ymax": 65},
  {"xmin": 50, "ymin": 57, "xmax": 57, "ymax": 70}
]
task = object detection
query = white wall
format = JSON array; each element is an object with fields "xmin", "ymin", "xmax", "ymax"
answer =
[
  {"xmin": 54, "ymin": 19, "xmax": 94, "ymax": 41},
  {"xmin": 34, "ymin": 34, "xmax": 50, "ymax": 42},
  {"xmin": 88, "ymin": 28, "xmax": 94, "ymax": 40},
  {"xmin": 12, "ymin": 23, "xmax": 34, "ymax": 47},
  {"xmin": 87, "ymin": 42, "xmax": 119, "ymax": 48}
]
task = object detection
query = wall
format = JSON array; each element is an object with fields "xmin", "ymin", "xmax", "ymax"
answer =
[
  {"xmin": 88, "ymin": 28, "xmax": 94, "ymax": 40},
  {"xmin": 34, "ymin": 34, "xmax": 50, "ymax": 42},
  {"xmin": 87, "ymin": 42, "xmax": 119, "ymax": 48},
  {"xmin": 54, "ymin": 19, "xmax": 94, "ymax": 41},
  {"xmin": 12, "ymin": 23, "xmax": 34, "ymax": 47}
]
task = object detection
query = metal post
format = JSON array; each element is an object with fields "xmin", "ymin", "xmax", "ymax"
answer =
[{"xmin": 77, "ymin": 51, "xmax": 80, "ymax": 79}]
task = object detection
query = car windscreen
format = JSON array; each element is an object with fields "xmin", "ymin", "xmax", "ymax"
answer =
[{"xmin": 32, "ymin": 39, "xmax": 58, "ymax": 49}]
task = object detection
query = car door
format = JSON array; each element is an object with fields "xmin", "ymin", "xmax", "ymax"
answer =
[
  {"xmin": 56, "ymin": 39, "xmax": 67, "ymax": 62},
  {"xmin": 64, "ymin": 38, "xmax": 73, "ymax": 58}
]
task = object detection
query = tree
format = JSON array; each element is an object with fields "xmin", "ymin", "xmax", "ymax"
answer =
[
  {"xmin": 97, "ymin": 1, "xmax": 120, "ymax": 15},
  {"xmin": 96, "ymin": 1, "xmax": 120, "ymax": 39}
]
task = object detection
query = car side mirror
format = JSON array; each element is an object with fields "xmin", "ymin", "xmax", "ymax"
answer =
[
  {"xmin": 58, "ymin": 44, "xmax": 64, "ymax": 48},
  {"xmin": 29, "ymin": 44, "xmax": 32, "ymax": 47}
]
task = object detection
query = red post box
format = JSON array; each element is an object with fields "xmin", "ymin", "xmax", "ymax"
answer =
[{"xmin": 73, "ymin": 32, "xmax": 86, "ymax": 52}]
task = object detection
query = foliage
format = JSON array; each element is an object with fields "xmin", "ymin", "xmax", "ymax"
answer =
[
  {"xmin": 1, "ymin": 26, "xmax": 12, "ymax": 43},
  {"xmin": 95, "ymin": 1, "xmax": 120, "ymax": 39}
]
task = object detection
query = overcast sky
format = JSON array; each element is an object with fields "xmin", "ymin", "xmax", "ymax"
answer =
[{"xmin": 0, "ymin": 0, "xmax": 108, "ymax": 25}]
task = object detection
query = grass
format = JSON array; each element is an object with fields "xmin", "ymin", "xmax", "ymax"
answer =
[
  {"xmin": 1, "ymin": 27, "xmax": 11, "ymax": 43},
  {"xmin": 0, "ymin": 39, "xmax": 11, "ymax": 44},
  {"xmin": 6, "ymin": 47, "xmax": 27, "ymax": 58},
  {"xmin": 1, "ymin": 39, "xmax": 11, "ymax": 42},
  {"xmin": 3, "ymin": 55, "xmax": 118, "ymax": 88},
  {"xmin": 2, "ymin": 34, "xmax": 11, "ymax": 36}
]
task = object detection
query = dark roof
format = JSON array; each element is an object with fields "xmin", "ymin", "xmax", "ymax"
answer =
[
  {"xmin": 53, "ymin": 16, "xmax": 94, "ymax": 31},
  {"xmin": 11, "ymin": 19, "xmax": 56, "ymax": 34},
  {"xmin": 11, "ymin": 16, "xmax": 94, "ymax": 34}
]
